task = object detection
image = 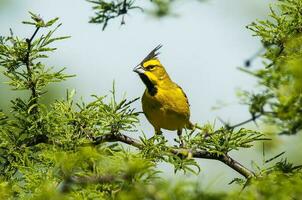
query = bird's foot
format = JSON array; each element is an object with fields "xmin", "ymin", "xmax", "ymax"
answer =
[
  {"xmin": 179, "ymin": 139, "xmax": 185, "ymax": 148},
  {"xmin": 173, "ymin": 137, "xmax": 186, "ymax": 148},
  {"xmin": 149, "ymin": 134, "xmax": 164, "ymax": 143}
]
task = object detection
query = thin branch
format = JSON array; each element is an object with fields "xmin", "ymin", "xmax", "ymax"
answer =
[
  {"xmin": 24, "ymin": 26, "xmax": 40, "ymax": 114},
  {"xmin": 265, "ymin": 151, "xmax": 286, "ymax": 163},
  {"xmin": 227, "ymin": 113, "xmax": 262, "ymax": 130},
  {"xmin": 58, "ymin": 174, "xmax": 117, "ymax": 193},
  {"xmin": 70, "ymin": 174, "xmax": 116, "ymax": 185},
  {"xmin": 93, "ymin": 133, "xmax": 143, "ymax": 148},
  {"xmin": 219, "ymin": 110, "xmax": 277, "ymax": 131},
  {"xmin": 24, "ymin": 134, "xmax": 49, "ymax": 147},
  {"xmin": 93, "ymin": 133, "xmax": 255, "ymax": 179},
  {"xmin": 244, "ymin": 47, "xmax": 265, "ymax": 67}
]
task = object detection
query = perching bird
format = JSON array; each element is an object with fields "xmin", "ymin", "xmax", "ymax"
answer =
[{"xmin": 133, "ymin": 45, "xmax": 193, "ymax": 146}]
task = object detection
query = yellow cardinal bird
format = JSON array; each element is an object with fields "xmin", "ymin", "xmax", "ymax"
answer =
[{"xmin": 133, "ymin": 45, "xmax": 193, "ymax": 146}]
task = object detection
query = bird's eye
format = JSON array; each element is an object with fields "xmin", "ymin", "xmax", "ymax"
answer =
[{"xmin": 146, "ymin": 65, "xmax": 156, "ymax": 70}]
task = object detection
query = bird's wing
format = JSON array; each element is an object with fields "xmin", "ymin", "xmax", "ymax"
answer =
[{"xmin": 176, "ymin": 84, "xmax": 190, "ymax": 107}]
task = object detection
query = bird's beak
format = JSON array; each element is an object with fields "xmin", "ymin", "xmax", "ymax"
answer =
[{"xmin": 133, "ymin": 64, "xmax": 145, "ymax": 74}]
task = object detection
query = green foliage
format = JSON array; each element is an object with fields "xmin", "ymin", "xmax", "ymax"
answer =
[
  {"xmin": 44, "ymin": 87, "xmax": 140, "ymax": 150},
  {"xmin": 139, "ymin": 134, "xmax": 201, "ymax": 174},
  {"xmin": 137, "ymin": 123, "xmax": 267, "ymax": 175},
  {"xmin": 248, "ymin": 0, "xmax": 302, "ymax": 47},
  {"xmin": 87, "ymin": 0, "xmax": 199, "ymax": 30},
  {"xmin": 0, "ymin": 12, "xmax": 71, "ymax": 93},
  {"xmin": 116, "ymin": 180, "xmax": 225, "ymax": 200},
  {"xmin": 232, "ymin": 159, "xmax": 302, "ymax": 200},
  {"xmin": 149, "ymin": 0, "xmax": 173, "ymax": 17},
  {"xmin": 54, "ymin": 146, "xmax": 159, "ymax": 198},
  {"xmin": 87, "ymin": 0, "xmax": 142, "ymax": 30},
  {"xmin": 185, "ymin": 125, "xmax": 266, "ymax": 154},
  {"xmin": 241, "ymin": 0, "xmax": 302, "ymax": 135}
]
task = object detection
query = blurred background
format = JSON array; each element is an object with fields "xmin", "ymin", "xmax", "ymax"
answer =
[{"xmin": 1, "ymin": 0, "xmax": 301, "ymax": 192}]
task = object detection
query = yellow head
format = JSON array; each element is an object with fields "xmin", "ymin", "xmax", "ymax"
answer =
[{"xmin": 133, "ymin": 45, "xmax": 170, "ymax": 95}]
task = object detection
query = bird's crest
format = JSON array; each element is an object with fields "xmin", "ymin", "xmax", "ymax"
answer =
[{"xmin": 140, "ymin": 44, "xmax": 162, "ymax": 65}]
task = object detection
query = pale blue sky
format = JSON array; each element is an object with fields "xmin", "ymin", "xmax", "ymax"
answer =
[{"xmin": 4, "ymin": 0, "xmax": 299, "ymax": 191}]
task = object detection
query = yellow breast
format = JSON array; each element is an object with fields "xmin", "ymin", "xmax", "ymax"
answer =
[{"xmin": 141, "ymin": 84, "xmax": 190, "ymax": 131}]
